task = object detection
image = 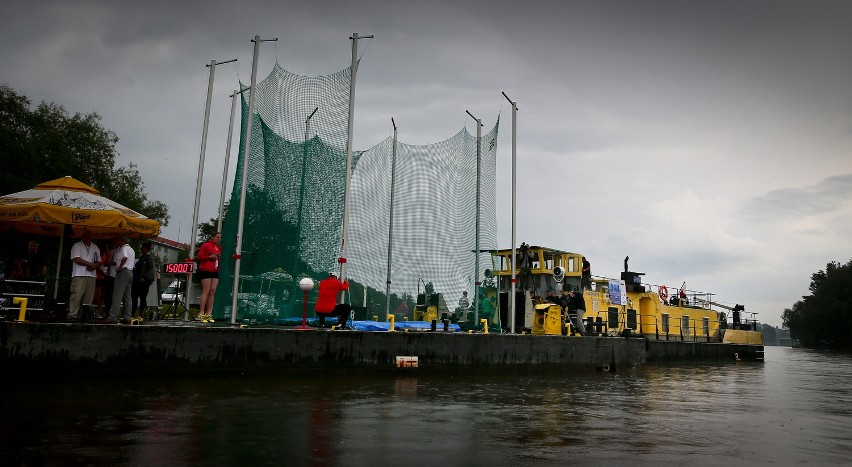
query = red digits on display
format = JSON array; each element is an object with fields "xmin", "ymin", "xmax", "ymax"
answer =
[{"xmin": 163, "ymin": 262, "xmax": 195, "ymax": 274}]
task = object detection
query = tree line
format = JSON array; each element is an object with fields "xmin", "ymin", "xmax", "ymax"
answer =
[
  {"xmin": 0, "ymin": 84, "xmax": 169, "ymax": 225},
  {"xmin": 783, "ymin": 259, "xmax": 852, "ymax": 350}
]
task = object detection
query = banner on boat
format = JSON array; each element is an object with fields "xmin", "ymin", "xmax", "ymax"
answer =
[{"xmin": 609, "ymin": 280, "xmax": 627, "ymax": 305}]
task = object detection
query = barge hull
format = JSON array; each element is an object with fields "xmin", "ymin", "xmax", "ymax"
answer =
[{"xmin": 0, "ymin": 322, "xmax": 762, "ymax": 371}]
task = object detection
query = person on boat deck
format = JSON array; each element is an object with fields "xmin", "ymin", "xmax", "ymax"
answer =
[
  {"xmin": 315, "ymin": 272, "xmax": 351, "ymax": 328},
  {"xmin": 545, "ymin": 289, "xmax": 565, "ymax": 307},
  {"xmin": 566, "ymin": 289, "xmax": 587, "ymax": 336},
  {"xmin": 518, "ymin": 242, "xmax": 534, "ymax": 291},
  {"xmin": 458, "ymin": 291, "xmax": 470, "ymax": 310},
  {"xmin": 581, "ymin": 257, "xmax": 591, "ymax": 290}
]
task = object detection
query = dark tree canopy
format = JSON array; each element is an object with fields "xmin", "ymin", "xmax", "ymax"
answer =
[
  {"xmin": 0, "ymin": 84, "xmax": 169, "ymax": 226},
  {"xmin": 783, "ymin": 259, "xmax": 852, "ymax": 350}
]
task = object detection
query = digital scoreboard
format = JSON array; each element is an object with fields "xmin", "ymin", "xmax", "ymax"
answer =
[{"xmin": 162, "ymin": 262, "xmax": 195, "ymax": 274}]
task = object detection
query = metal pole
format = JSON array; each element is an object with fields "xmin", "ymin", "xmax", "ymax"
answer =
[
  {"xmin": 217, "ymin": 89, "xmax": 239, "ymax": 233},
  {"xmin": 293, "ymin": 106, "xmax": 317, "ymax": 314},
  {"xmin": 339, "ymin": 32, "xmax": 373, "ymax": 289},
  {"xmin": 466, "ymin": 110, "xmax": 482, "ymax": 323},
  {"xmin": 230, "ymin": 36, "xmax": 276, "ymax": 324},
  {"xmin": 502, "ymin": 92, "xmax": 517, "ymax": 333},
  {"xmin": 385, "ymin": 118, "xmax": 398, "ymax": 321},
  {"xmin": 187, "ymin": 57, "xmax": 236, "ymax": 320},
  {"xmin": 52, "ymin": 226, "xmax": 65, "ymax": 300}
]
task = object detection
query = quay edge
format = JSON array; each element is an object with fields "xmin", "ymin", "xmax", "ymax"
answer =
[{"xmin": 0, "ymin": 322, "xmax": 762, "ymax": 372}]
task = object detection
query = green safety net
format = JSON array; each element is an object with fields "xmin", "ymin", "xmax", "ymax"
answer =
[{"xmin": 215, "ymin": 63, "xmax": 499, "ymax": 324}]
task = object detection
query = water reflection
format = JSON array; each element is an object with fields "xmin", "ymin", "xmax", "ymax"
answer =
[{"xmin": 2, "ymin": 348, "xmax": 852, "ymax": 465}]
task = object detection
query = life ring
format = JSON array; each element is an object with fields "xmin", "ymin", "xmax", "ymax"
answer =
[
  {"xmin": 601, "ymin": 362, "xmax": 611, "ymax": 372},
  {"xmin": 658, "ymin": 285, "xmax": 669, "ymax": 301}
]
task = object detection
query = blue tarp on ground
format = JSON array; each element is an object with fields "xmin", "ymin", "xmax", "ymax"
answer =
[{"xmin": 271, "ymin": 317, "xmax": 462, "ymax": 332}]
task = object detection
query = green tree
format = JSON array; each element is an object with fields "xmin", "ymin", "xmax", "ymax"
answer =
[
  {"xmin": 783, "ymin": 259, "xmax": 852, "ymax": 350},
  {"xmin": 0, "ymin": 84, "xmax": 169, "ymax": 226},
  {"xmin": 197, "ymin": 202, "xmax": 228, "ymax": 244},
  {"xmin": 759, "ymin": 323, "xmax": 777, "ymax": 345}
]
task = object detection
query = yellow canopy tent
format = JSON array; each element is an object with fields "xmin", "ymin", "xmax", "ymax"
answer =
[
  {"xmin": 0, "ymin": 176, "xmax": 160, "ymax": 238},
  {"xmin": 0, "ymin": 176, "xmax": 161, "ymax": 299}
]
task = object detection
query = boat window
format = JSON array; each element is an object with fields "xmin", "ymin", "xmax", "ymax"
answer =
[
  {"xmin": 567, "ymin": 257, "xmax": 575, "ymax": 272},
  {"xmin": 542, "ymin": 251, "xmax": 554, "ymax": 270}
]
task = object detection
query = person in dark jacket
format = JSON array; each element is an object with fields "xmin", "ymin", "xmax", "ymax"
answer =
[
  {"xmin": 566, "ymin": 289, "xmax": 587, "ymax": 336},
  {"xmin": 131, "ymin": 241, "xmax": 156, "ymax": 318}
]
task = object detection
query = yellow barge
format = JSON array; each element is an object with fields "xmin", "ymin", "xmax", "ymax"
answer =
[{"xmin": 490, "ymin": 246, "xmax": 764, "ymax": 350}]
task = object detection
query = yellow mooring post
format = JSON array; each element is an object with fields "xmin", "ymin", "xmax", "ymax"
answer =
[
  {"xmin": 13, "ymin": 297, "xmax": 28, "ymax": 322},
  {"xmin": 481, "ymin": 319, "xmax": 489, "ymax": 334},
  {"xmin": 388, "ymin": 314, "xmax": 395, "ymax": 331}
]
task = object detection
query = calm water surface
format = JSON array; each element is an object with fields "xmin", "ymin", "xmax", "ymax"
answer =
[{"xmin": 2, "ymin": 346, "xmax": 851, "ymax": 466}]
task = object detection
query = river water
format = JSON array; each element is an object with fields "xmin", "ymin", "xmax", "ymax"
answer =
[{"xmin": 2, "ymin": 346, "xmax": 851, "ymax": 466}]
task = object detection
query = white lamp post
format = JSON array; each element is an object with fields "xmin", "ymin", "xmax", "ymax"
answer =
[{"xmin": 296, "ymin": 277, "xmax": 315, "ymax": 329}]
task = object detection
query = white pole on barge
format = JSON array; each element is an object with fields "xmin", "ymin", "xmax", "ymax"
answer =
[
  {"xmin": 502, "ymin": 92, "xmax": 517, "ymax": 333},
  {"xmin": 385, "ymin": 118, "xmax": 398, "ymax": 321},
  {"xmin": 230, "ymin": 36, "xmax": 276, "ymax": 325},
  {"xmin": 339, "ymin": 32, "xmax": 373, "ymax": 292},
  {"xmin": 216, "ymin": 89, "xmax": 239, "ymax": 233},
  {"xmin": 188, "ymin": 57, "xmax": 236, "ymax": 320},
  {"xmin": 466, "ymin": 110, "xmax": 483, "ymax": 324}
]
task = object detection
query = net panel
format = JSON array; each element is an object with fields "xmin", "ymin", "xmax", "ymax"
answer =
[{"xmin": 215, "ymin": 63, "xmax": 498, "ymax": 323}]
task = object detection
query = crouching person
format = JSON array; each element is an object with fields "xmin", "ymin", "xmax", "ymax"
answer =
[{"xmin": 315, "ymin": 272, "xmax": 352, "ymax": 329}]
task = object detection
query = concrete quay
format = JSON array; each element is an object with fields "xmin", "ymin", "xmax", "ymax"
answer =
[{"xmin": 0, "ymin": 321, "xmax": 762, "ymax": 372}]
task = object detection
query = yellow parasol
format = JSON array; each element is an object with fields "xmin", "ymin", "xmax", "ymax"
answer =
[{"xmin": 0, "ymin": 176, "xmax": 160, "ymax": 238}]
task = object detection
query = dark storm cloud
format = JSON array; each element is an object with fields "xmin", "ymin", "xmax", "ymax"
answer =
[{"xmin": 741, "ymin": 173, "xmax": 852, "ymax": 220}]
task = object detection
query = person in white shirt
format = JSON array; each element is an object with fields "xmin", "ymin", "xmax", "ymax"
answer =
[
  {"xmin": 106, "ymin": 235, "xmax": 135, "ymax": 322},
  {"xmin": 68, "ymin": 230, "xmax": 100, "ymax": 320}
]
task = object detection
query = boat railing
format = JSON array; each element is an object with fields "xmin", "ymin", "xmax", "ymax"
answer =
[{"xmin": 581, "ymin": 308, "xmax": 723, "ymax": 343}]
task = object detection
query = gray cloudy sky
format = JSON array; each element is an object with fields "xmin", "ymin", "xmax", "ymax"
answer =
[{"xmin": 3, "ymin": 0, "xmax": 851, "ymax": 326}]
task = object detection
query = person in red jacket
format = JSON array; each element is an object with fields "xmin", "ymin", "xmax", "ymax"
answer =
[
  {"xmin": 314, "ymin": 272, "xmax": 351, "ymax": 328},
  {"xmin": 196, "ymin": 232, "xmax": 222, "ymax": 322}
]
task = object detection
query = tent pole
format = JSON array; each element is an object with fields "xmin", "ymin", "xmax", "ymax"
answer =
[{"xmin": 53, "ymin": 226, "xmax": 65, "ymax": 300}]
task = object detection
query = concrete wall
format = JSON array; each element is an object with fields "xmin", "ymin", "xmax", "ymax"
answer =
[{"xmin": 0, "ymin": 322, "xmax": 761, "ymax": 371}]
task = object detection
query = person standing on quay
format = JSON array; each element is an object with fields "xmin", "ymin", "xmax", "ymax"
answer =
[
  {"xmin": 23, "ymin": 240, "xmax": 47, "ymax": 281},
  {"xmin": 107, "ymin": 235, "xmax": 134, "ymax": 323},
  {"xmin": 131, "ymin": 241, "xmax": 156, "ymax": 319},
  {"xmin": 68, "ymin": 230, "xmax": 100, "ymax": 320},
  {"xmin": 196, "ymin": 232, "xmax": 221, "ymax": 323},
  {"xmin": 97, "ymin": 242, "xmax": 114, "ymax": 317}
]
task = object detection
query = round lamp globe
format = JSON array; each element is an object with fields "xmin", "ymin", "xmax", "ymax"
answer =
[{"xmin": 299, "ymin": 277, "xmax": 314, "ymax": 292}]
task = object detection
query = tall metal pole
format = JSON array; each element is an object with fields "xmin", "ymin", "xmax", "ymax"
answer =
[
  {"xmin": 187, "ymin": 58, "xmax": 236, "ymax": 319},
  {"xmin": 217, "ymin": 89, "xmax": 239, "ymax": 233},
  {"xmin": 339, "ymin": 32, "xmax": 373, "ymax": 288},
  {"xmin": 466, "ymin": 110, "xmax": 483, "ymax": 323},
  {"xmin": 385, "ymin": 118, "xmax": 398, "ymax": 321},
  {"xmin": 293, "ymin": 106, "xmax": 318, "ymax": 313},
  {"xmin": 502, "ymin": 92, "xmax": 518, "ymax": 333},
  {"xmin": 230, "ymin": 36, "xmax": 276, "ymax": 324}
]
